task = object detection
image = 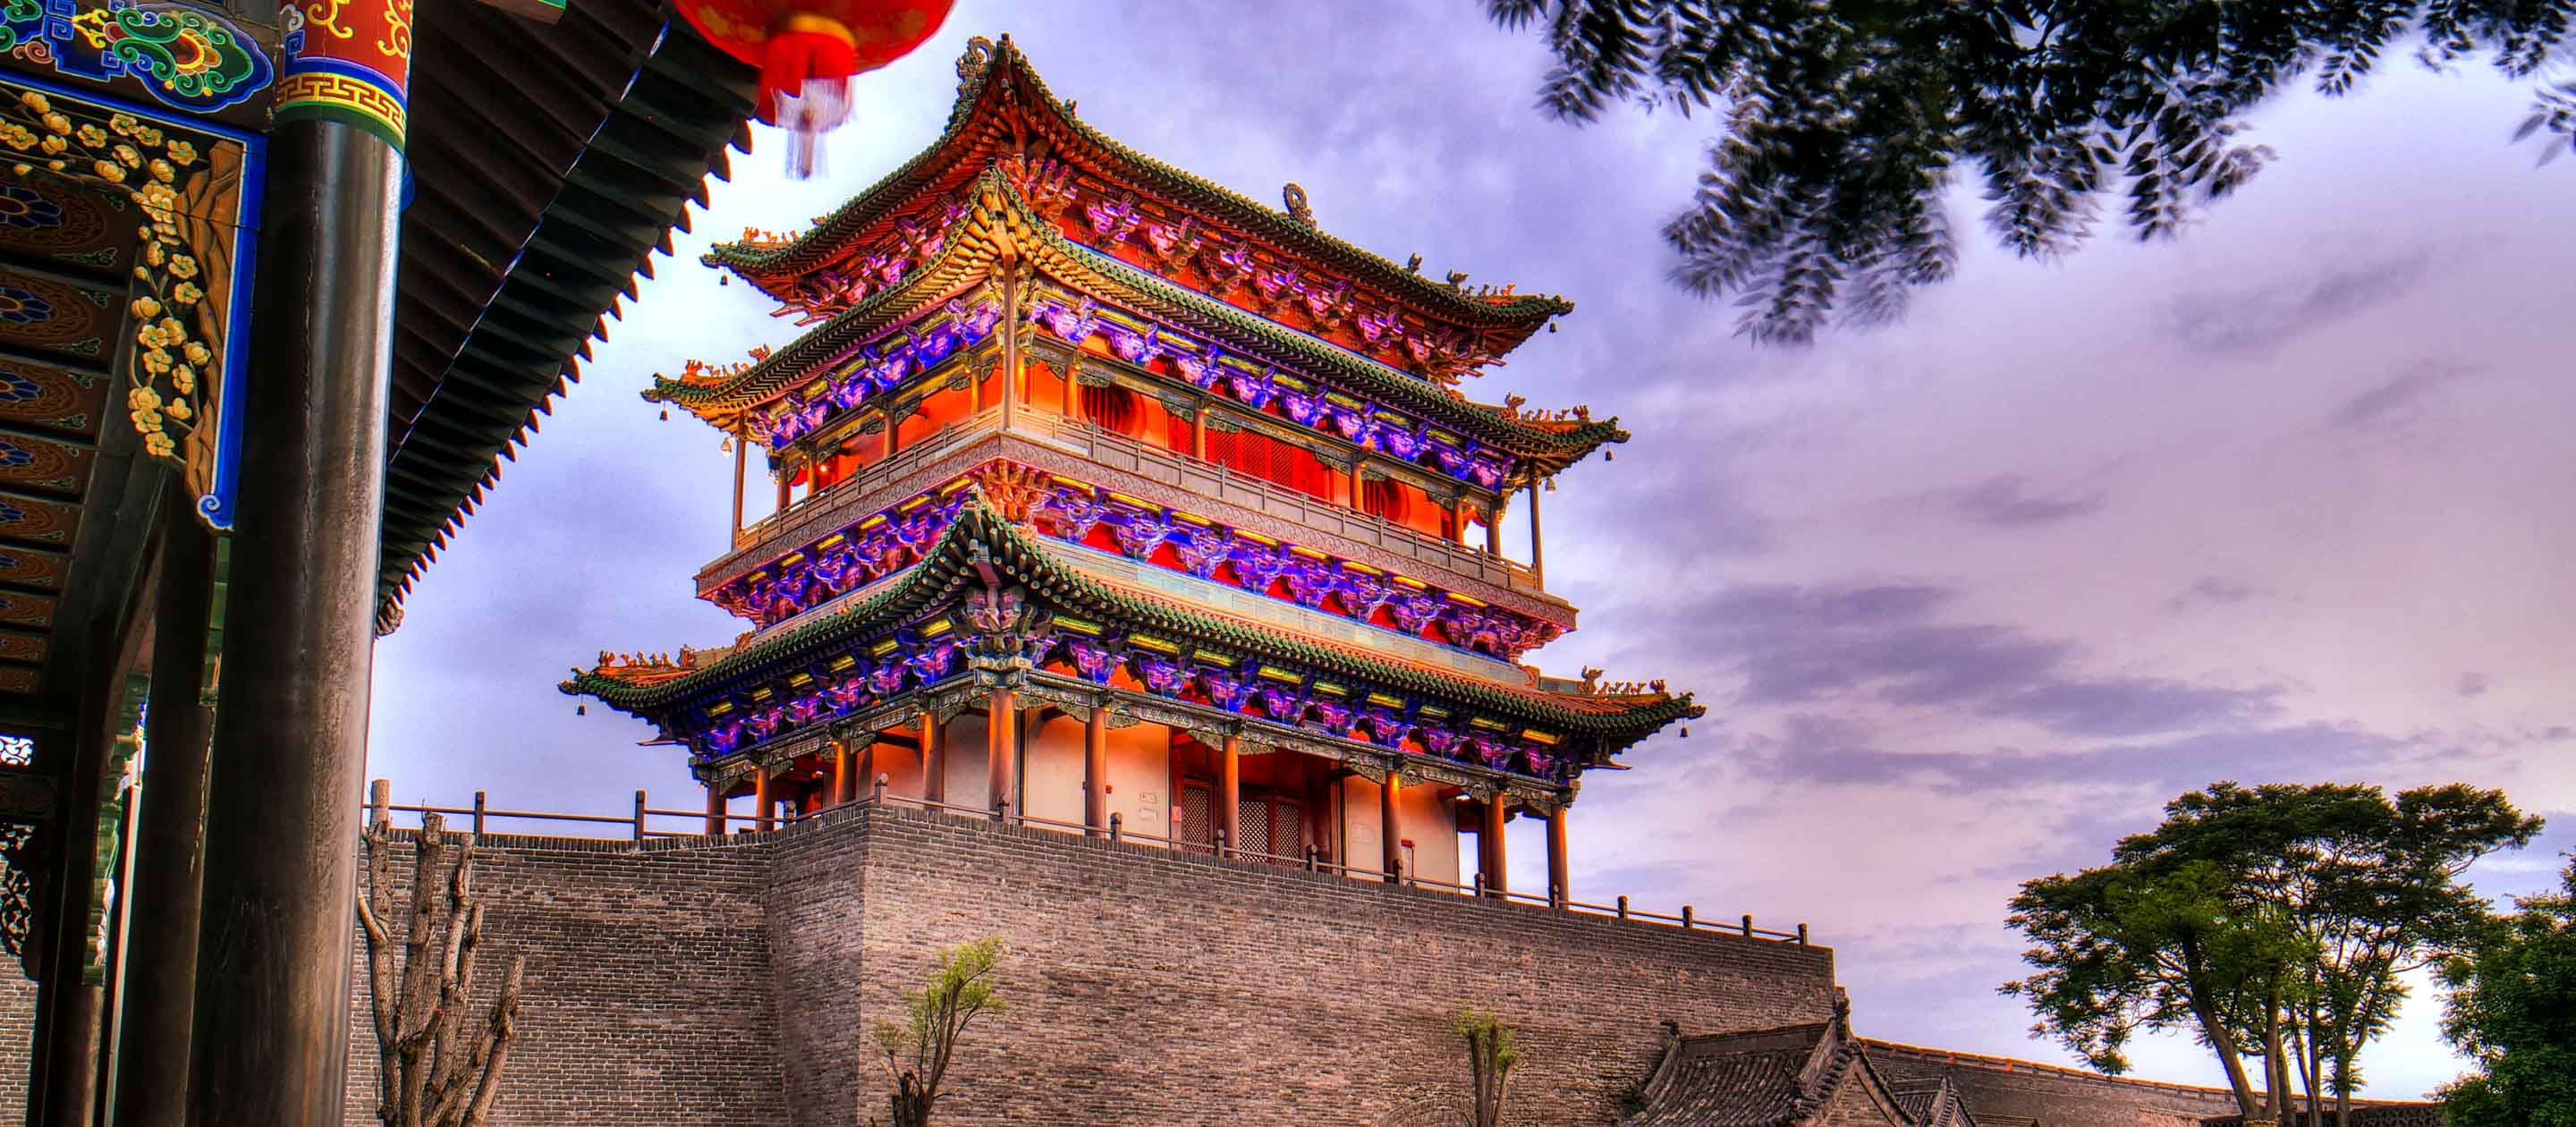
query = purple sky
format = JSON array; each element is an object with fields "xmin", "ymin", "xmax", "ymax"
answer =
[{"xmin": 367, "ymin": 2, "xmax": 2576, "ymax": 1099}]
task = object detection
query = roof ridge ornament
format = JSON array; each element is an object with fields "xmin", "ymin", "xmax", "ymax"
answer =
[{"xmin": 1282, "ymin": 182, "xmax": 1314, "ymax": 226}]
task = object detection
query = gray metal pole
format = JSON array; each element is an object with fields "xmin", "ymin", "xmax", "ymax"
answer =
[
  {"xmin": 109, "ymin": 476, "xmax": 218, "ymax": 1127},
  {"xmin": 185, "ymin": 116, "xmax": 400, "ymax": 1127}
]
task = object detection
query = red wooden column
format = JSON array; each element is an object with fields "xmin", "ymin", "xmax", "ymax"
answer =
[
  {"xmin": 1083, "ymin": 706, "xmax": 1109, "ymax": 836},
  {"xmin": 1217, "ymin": 733, "xmax": 1241, "ymax": 857},
  {"xmin": 857, "ymin": 744, "xmax": 877, "ymax": 805},
  {"xmin": 987, "ymin": 688, "xmax": 1018, "ymax": 818},
  {"xmin": 1379, "ymin": 769, "xmax": 1403, "ymax": 881},
  {"xmin": 704, "ymin": 778, "xmax": 725, "ymax": 836},
  {"xmin": 830, "ymin": 741, "xmax": 852, "ymax": 806},
  {"xmin": 730, "ymin": 434, "xmax": 748, "ymax": 540},
  {"xmin": 1481, "ymin": 796, "xmax": 1509, "ymax": 898},
  {"xmin": 921, "ymin": 710, "xmax": 947, "ymax": 806},
  {"xmin": 1527, "ymin": 481, "xmax": 1546, "ymax": 586},
  {"xmin": 1547, "ymin": 804, "xmax": 1571, "ymax": 909},
  {"xmin": 753, "ymin": 768, "xmax": 775, "ymax": 832}
]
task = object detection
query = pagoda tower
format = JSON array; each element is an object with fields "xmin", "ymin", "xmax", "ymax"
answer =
[{"xmin": 565, "ymin": 36, "xmax": 1699, "ymax": 899}]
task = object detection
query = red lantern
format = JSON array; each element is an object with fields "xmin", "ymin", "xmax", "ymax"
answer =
[{"xmin": 673, "ymin": 0, "xmax": 956, "ymax": 178}]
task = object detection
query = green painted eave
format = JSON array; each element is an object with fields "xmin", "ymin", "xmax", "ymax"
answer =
[{"xmin": 562, "ymin": 494, "xmax": 1696, "ymax": 738}]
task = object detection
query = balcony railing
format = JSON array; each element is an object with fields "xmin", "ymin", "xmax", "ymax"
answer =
[
  {"xmin": 1013, "ymin": 412, "xmax": 1547, "ymax": 597},
  {"xmin": 713, "ymin": 406, "xmax": 1556, "ymax": 604},
  {"xmin": 360, "ymin": 778, "xmax": 1813, "ymax": 945}
]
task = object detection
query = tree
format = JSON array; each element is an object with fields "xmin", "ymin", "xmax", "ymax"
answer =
[
  {"xmin": 356, "ymin": 813, "xmax": 529, "ymax": 1127},
  {"xmin": 2004, "ymin": 859, "xmax": 2308, "ymax": 1117},
  {"xmin": 2438, "ymin": 852, "xmax": 2576, "ymax": 1127},
  {"xmin": 2005, "ymin": 782, "xmax": 2540, "ymax": 1123},
  {"xmin": 869, "ymin": 938, "xmax": 1006, "ymax": 1127},
  {"xmin": 1457, "ymin": 1005, "xmax": 1522, "ymax": 1127},
  {"xmin": 1487, "ymin": 2, "xmax": 2576, "ymax": 344}
]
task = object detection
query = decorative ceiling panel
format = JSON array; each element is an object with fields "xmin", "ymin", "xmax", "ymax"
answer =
[
  {"xmin": 0, "ymin": 266, "xmax": 117, "ymax": 364},
  {"xmin": 0, "ymin": 491, "xmax": 79, "ymax": 547},
  {"xmin": 0, "ymin": 180, "xmax": 132, "ymax": 279},
  {"xmin": 0, "ymin": 545, "xmax": 64, "ymax": 590},
  {"xmin": 0, "ymin": 591, "xmax": 54, "ymax": 631},
  {"xmin": 0, "ymin": 432, "xmax": 92, "ymax": 496},
  {"xmin": 0, "ymin": 355, "xmax": 108, "ymax": 438}
]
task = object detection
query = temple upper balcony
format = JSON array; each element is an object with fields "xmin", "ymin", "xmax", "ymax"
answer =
[{"xmin": 694, "ymin": 389, "xmax": 1580, "ymax": 667}]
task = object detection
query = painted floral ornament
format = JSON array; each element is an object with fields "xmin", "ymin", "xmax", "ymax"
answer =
[{"xmin": 672, "ymin": 0, "xmax": 954, "ymax": 178}]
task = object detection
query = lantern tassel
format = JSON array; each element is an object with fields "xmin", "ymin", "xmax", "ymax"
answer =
[{"xmin": 760, "ymin": 17, "xmax": 860, "ymax": 180}]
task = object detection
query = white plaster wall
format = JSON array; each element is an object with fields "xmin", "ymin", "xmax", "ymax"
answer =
[
  {"xmin": 1399, "ymin": 783, "xmax": 1462, "ymax": 888},
  {"xmin": 1101, "ymin": 721, "xmax": 1171, "ymax": 847},
  {"xmin": 1336, "ymin": 775, "xmax": 1462, "ymax": 886},
  {"xmin": 940, "ymin": 712, "xmax": 988, "ymax": 811},
  {"xmin": 1021, "ymin": 712, "xmax": 1086, "ymax": 831}
]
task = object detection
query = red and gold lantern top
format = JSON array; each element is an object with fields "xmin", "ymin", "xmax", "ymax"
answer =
[{"xmin": 672, "ymin": 0, "xmax": 953, "ymax": 177}]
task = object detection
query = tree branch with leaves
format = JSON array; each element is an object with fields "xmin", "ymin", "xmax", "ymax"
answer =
[
  {"xmin": 2436, "ymin": 851, "xmax": 2576, "ymax": 1127},
  {"xmin": 2005, "ymin": 781, "xmax": 2539, "ymax": 1122},
  {"xmin": 1488, "ymin": 1, "xmax": 2576, "ymax": 344},
  {"xmin": 869, "ymin": 937, "xmax": 1006, "ymax": 1127},
  {"xmin": 1457, "ymin": 1004, "xmax": 1521, "ymax": 1127}
]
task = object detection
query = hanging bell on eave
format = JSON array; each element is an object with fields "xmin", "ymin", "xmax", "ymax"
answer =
[
  {"xmin": 578, "ymin": 704, "xmax": 588, "ymax": 716},
  {"xmin": 671, "ymin": 0, "xmax": 957, "ymax": 179}
]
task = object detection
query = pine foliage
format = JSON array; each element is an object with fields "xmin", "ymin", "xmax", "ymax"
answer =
[{"xmin": 1488, "ymin": 1, "xmax": 2576, "ymax": 344}]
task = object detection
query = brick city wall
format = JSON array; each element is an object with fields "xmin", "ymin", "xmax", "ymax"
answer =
[
  {"xmin": 1863, "ymin": 1038, "xmax": 2248, "ymax": 1127},
  {"xmin": 0, "ymin": 813, "xmax": 2304, "ymax": 1127},
  {"xmin": 342, "ymin": 830, "xmax": 784, "ymax": 1127},
  {"xmin": 0, "ymin": 971, "xmax": 30, "ymax": 1123},
  {"xmin": 782, "ymin": 804, "xmax": 1841, "ymax": 1127}
]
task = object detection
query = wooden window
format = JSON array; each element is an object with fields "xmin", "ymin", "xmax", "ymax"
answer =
[
  {"xmin": 1079, "ymin": 384, "xmax": 1140, "ymax": 436},
  {"xmin": 1180, "ymin": 782, "xmax": 1214, "ymax": 853},
  {"xmin": 1235, "ymin": 794, "xmax": 1304, "ymax": 862}
]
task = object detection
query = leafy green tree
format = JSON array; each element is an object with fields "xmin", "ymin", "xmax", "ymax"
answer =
[
  {"xmin": 2439, "ymin": 853, "xmax": 2576, "ymax": 1127},
  {"xmin": 1457, "ymin": 1005, "xmax": 1522, "ymax": 1127},
  {"xmin": 2006, "ymin": 782, "xmax": 2540, "ymax": 1123},
  {"xmin": 2004, "ymin": 860, "xmax": 2307, "ymax": 1116},
  {"xmin": 1486, "ymin": 2, "xmax": 2576, "ymax": 344},
  {"xmin": 869, "ymin": 938, "xmax": 1006, "ymax": 1127}
]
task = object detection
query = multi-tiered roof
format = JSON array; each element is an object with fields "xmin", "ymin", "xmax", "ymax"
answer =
[{"xmin": 566, "ymin": 36, "xmax": 1694, "ymax": 811}]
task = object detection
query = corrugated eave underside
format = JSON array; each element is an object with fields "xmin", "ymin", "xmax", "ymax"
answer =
[{"xmin": 374, "ymin": 2, "xmax": 759, "ymax": 632}]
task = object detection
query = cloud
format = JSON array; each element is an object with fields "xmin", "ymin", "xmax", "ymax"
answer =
[
  {"xmin": 1955, "ymin": 474, "xmax": 2106, "ymax": 529},
  {"xmin": 2330, "ymin": 362, "xmax": 2471, "ymax": 431},
  {"xmin": 2169, "ymin": 577, "xmax": 2263, "ymax": 611},
  {"xmin": 2163, "ymin": 250, "xmax": 2431, "ymax": 358},
  {"xmin": 1679, "ymin": 582, "xmax": 2278, "ymax": 738},
  {"xmin": 1740, "ymin": 715, "xmax": 2418, "ymax": 799},
  {"xmin": 2458, "ymin": 671, "xmax": 2493, "ymax": 698}
]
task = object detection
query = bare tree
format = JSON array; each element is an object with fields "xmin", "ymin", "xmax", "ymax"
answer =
[
  {"xmin": 1458, "ymin": 1005, "xmax": 1521, "ymax": 1127},
  {"xmin": 869, "ymin": 937, "xmax": 1005, "ymax": 1127},
  {"xmin": 357, "ymin": 812, "xmax": 528, "ymax": 1127}
]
